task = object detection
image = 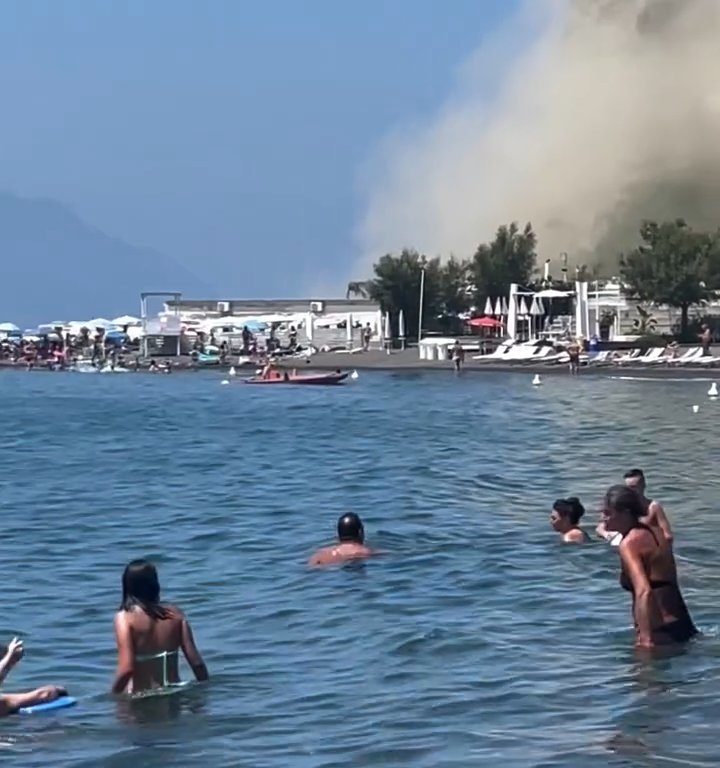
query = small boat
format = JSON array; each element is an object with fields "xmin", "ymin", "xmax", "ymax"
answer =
[{"xmin": 244, "ymin": 370, "xmax": 349, "ymax": 386}]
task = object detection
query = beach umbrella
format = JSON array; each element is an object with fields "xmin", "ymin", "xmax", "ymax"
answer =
[
  {"xmin": 112, "ymin": 315, "xmax": 141, "ymax": 326},
  {"xmin": 384, "ymin": 310, "xmax": 392, "ymax": 353},
  {"xmin": 493, "ymin": 298, "xmax": 503, "ymax": 316},
  {"xmin": 398, "ymin": 310, "xmax": 406, "ymax": 349},
  {"xmin": 501, "ymin": 297, "xmax": 509, "ymax": 315},
  {"xmin": 468, "ymin": 316, "xmax": 503, "ymax": 328},
  {"xmin": 483, "ymin": 297, "xmax": 493, "ymax": 316},
  {"xmin": 518, "ymin": 297, "xmax": 529, "ymax": 317},
  {"xmin": 346, "ymin": 313, "xmax": 353, "ymax": 346}
]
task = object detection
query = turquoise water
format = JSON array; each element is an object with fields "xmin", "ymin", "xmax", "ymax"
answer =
[{"xmin": 1, "ymin": 369, "xmax": 719, "ymax": 767}]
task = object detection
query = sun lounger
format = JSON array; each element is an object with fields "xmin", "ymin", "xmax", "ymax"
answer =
[
  {"xmin": 611, "ymin": 349, "xmax": 642, "ymax": 364},
  {"xmin": 617, "ymin": 347, "xmax": 664, "ymax": 365},
  {"xmin": 666, "ymin": 347, "xmax": 703, "ymax": 365}
]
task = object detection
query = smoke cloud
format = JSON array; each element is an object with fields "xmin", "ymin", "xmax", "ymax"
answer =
[{"xmin": 353, "ymin": 0, "xmax": 720, "ymax": 279}]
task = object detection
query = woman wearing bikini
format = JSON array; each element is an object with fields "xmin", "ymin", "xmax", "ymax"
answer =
[
  {"xmin": 603, "ymin": 485, "xmax": 697, "ymax": 647},
  {"xmin": 112, "ymin": 560, "xmax": 209, "ymax": 694}
]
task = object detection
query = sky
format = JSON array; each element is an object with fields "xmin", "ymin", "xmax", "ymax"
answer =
[{"xmin": 0, "ymin": 0, "xmax": 519, "ymax": 301}]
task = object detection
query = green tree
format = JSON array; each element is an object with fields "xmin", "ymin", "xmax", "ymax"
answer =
[
  {"xmin": 470, "ymin": 222, "xmax": 537, "ymax": 306},
  {"xmin": 366, "ymin": 249, "xmax": 443, "ymax": 340},
  {"xmin": 619, "ymin": 219, "xmax": 720, "ymax": 337}
]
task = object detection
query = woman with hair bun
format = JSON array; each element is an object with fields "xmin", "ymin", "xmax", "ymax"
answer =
[{"xmin": 550, "ymin": 497, "xmax": 590, "ymax": 543}]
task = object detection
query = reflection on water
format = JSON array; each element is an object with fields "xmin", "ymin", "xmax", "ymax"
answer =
[{"xmin": 0, "ymin": 370, "xmax": 718, "ymax": 767}]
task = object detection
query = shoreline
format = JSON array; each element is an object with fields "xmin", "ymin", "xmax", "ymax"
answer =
[{"xmin": 2, "ymin": 349, "xmax": 720, "ymax": 378}]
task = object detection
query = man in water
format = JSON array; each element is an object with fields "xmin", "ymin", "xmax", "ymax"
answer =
[
  {"xmin": 596, "ymin": 468, "xmax": 673, "ymax": 544},
  {"xmin": 308, "ymin": 513, "xmax": 375, "ymax": 567},
  {"xmin": 567, "ymin": 337, "xmax": 581, "ymax": 375}
]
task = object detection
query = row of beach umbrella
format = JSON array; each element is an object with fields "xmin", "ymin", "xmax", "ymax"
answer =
[{"xmin": 483, "ymin": 296, "xmax": 547, "ymax": 318}]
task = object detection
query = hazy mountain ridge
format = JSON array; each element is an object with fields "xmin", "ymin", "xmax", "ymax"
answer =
[{"xmin": 0, "ymin": 193, "xmax": 213, "ymax": 326}]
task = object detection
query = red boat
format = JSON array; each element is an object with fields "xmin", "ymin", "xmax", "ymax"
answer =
[{"xmin": 243, "ymin": 370, "xmax": 349, "ymax": 386}]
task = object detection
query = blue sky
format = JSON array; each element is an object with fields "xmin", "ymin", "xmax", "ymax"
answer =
[{"xmin": 0, "ymin": 0, "xmax": 519, "ymax": 300}]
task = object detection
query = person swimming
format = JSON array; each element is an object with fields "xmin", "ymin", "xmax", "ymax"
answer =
[
  {"xmin": 550, "ymin": 497, "xmax": 590, "ymax": 543},
  {"xmin": 0, "ymin": 637, "xmax": 67, "ymax": 716},
  {"xmin": 308, "ymin": 512, "xmax": 375, "ymax": 567},
  {"xmin": 604, "ymin": 485, "xmax": 697, "ymax": 648},
  {"xmin": 596, "ymin": 468, "xmax": 673, "ymax": 544},
  {"xmin": 112, "ymin": 559, "xmax": 209, "ymax": 695}
]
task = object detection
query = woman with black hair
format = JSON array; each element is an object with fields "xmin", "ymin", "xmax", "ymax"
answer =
[
  {"xmin": 112, "ymin": 559, "xmax": 209, "ymax": 694},
  {"xmin": 604, "ymin": 485, "xmax": 697, "ymax": 648},
  {"xmin": 550, "ymin": 497, "xmax": 590, "ymax": 543}
]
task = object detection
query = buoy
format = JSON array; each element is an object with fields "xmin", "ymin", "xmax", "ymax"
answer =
[
  {"xmin": 532, "ymin": 374, "xmax": 542, "ymax": 386},
  {"xmin": 229, "ymin": 366, "xmax": 237, "ymax": 377},
  {"xmin": 692, "ymin": 404, "xmax": 699, "ymax": 413},
  {"xmin": 221, "ymin": 379, "xmax": 230, "ymax": 385},
  {"xmin": 708, "ymin": 382, "xmax": 718, "ymax": 398},
  {"xmin": 350, "ymin": 370, "xmax": 359, "ymax": 380}
]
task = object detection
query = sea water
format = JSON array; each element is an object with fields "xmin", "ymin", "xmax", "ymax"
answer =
[{"xmin": 0, "ymin": 369, "xmax": 718, "ymax": 767}]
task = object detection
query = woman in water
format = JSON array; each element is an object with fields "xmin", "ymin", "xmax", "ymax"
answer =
[
  {"xmin": 308, "ymin": 513, "xmax": 375, "ymax": 567},
  {"xmin": 112, "ymin": 559, "xmax": 209, "ymax": 695},
  {"xmin": 550, "ymin": 497, "xmax": 589, "ymax": 543},
  {"xmin": 0, "ymin": 637, "xmax": 67, "ymax": 716},
  {"xmin": 604, "ymin": 485, "xmax": 697, "ymax": 647}
]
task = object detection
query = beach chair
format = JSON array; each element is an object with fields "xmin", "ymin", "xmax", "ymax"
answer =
[
  {"xmin": 619, "ymin": 347, "xmax": 664, "ymax": 365},
  {"xmin": 587, "ymin": 350, "xmax": 612, "ymax": 366},
  {"xmin": 667, "ymin": 347, "xmax": 703, "ymax": 366},
  {"xmin": 471, "ymin": 341, "xmax": 514, "ymax": 361},
  {"xmin": 611, "ymin": 349, "xmax": 642, "ymax": 365}
]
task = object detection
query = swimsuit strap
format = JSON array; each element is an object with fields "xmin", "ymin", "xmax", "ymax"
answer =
[{"xmin": 135, "ymin": 649, "xmax": 178, "ymax": 687}]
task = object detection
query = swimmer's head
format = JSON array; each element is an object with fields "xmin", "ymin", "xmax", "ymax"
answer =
[
  {"xmin": 623, "ymin": 468, "xmax": 646, "ymax": 495},
  {"xmin": 604, "ymin": 484, "xmax": 644, "ymax": 535},
  {"xmin": 551, "ymin": 497, "xmax": 585, "ymax": 532},
  {"xmin": 337, "ymin": 512, "xmax": 364, "ymax": 544},
  {"xmin": 121, "ymin": 559, "xmax": 161, "ymax": 614}
]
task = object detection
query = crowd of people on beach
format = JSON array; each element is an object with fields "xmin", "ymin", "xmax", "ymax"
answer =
[{"xmin": 0, "ymin": 470, "xmax": 696, "ymax": 715}]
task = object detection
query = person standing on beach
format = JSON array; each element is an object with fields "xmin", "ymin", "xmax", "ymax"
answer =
[
  {"xmin": 451, "ymin": 340, "xmax": 465, "ymax": 372},
  {"xmin": 362, "ymin": 323, "xmax": 372, "ymax": 352},
  {"xmin": 567, "ymin": 338, "xmax": 581, "ymax": 375},
  {"xmin": 700, "ymin": 324, "xmax": 712, "ymax": 356}
]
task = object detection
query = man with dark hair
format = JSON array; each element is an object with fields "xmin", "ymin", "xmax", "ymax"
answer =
[
  {"xmin": 623, "ymin": 468, "xmax": 673, "ymax": 542},
  {"xmin": 596, "ymin": 468, "xmax": 673, "ymax": 544}
]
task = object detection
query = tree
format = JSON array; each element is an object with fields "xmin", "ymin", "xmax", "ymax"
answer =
[
  {"xmin": 366, "ymin": 249, "xmax": 444, "ymax": 340},
  {"xmin": 470, "ymin": 222, "xmax": 537, "ymax": 306},
  {"xmin": 619, "ymin": 219, "xmax": 720, "ymax": 337},
  {"xmin": 632, "ymin": 305, "xmax": 657, "ymax": 334}
]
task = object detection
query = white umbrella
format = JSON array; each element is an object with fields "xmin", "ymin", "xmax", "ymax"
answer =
[
  {"xmin": 529, "ymin": 298, "xmax": 541, "ymax": 316},
  {"xmin": 384, "ymin": 310, "xmax": 392, "ymax": 353},
  {"xmin": 483, "ymin": 297, "xmax": 493, "ymax": 316},
  {"xmin": 112, "ymin": 315, "xmax": 142, "ymax": 326},
  {"xmin": 501, "ymin": 297, "xmax": 509, "ymax": 315},
  {"xmin": 518, "ymin": 297, "xmax": 529, "ymax": 317},
  {"xmin": 0, "ymin": 322, "xmax": 19, "ymax": 332},
  {"xmin": 493, "ymin": 298, "xmax": 503, "ymax": 316},
  {"xmin": 398, "ymin": 310, "xmax": 406, "ymax": 349},
  {"xmin": 346, "ymin": 313, "xmax": 353, "ymax": 346}
]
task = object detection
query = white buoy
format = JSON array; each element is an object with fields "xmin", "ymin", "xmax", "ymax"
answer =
[
  {"xmin": 692, "ymin": 404, "xmax": 700, "ymax": 413},
  {"xmin": 221, "ymin": 379, "xmax": 230, "ymax": 385},
  {"xmin": 229, "ymin": 366, "xmax": 237, "ymax": 377},
  {"xmin": 708, "ymin": 382, "xmax": 718, "ymax": 398},
  {"xmin": 350, "ymin": 370, "xmax": 359, "ymax": 380},
  {"xmin": 532, "ymin": 374, "xmax": 542, "ymax": 386}
]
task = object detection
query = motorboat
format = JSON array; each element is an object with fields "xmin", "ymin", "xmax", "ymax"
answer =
[{"xmin": 243, "ymin": 370, "xmax": 349, "ymax": 386}]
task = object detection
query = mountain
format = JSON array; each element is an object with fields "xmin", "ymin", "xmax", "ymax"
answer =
[{"xmin": 0, "ymin": 193, "xmax": 215, "ymax": 327}]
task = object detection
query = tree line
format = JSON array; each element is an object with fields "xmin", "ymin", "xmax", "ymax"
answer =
[{"xmin": 348, "ymin": 218, "xmax": 720, "ymax": 339}]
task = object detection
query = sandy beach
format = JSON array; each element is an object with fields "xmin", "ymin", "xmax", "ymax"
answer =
[{"xmin": 3, "ymin": 347, "xmax": 718, "ymax": 378}]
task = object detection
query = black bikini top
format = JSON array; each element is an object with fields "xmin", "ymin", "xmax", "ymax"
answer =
[{"xmin": 619, "ymin": 523, "xmax": 673, "ymax": 593}]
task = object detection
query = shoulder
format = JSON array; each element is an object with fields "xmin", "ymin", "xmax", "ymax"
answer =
[{"xmin": 563, "ymin": 529, "xmax": 585, "ymax": 543}]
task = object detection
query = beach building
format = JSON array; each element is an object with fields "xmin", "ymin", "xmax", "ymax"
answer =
[{"xmin": 162, "ymin": 297, "xmax": 383, "ymax": 351}]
